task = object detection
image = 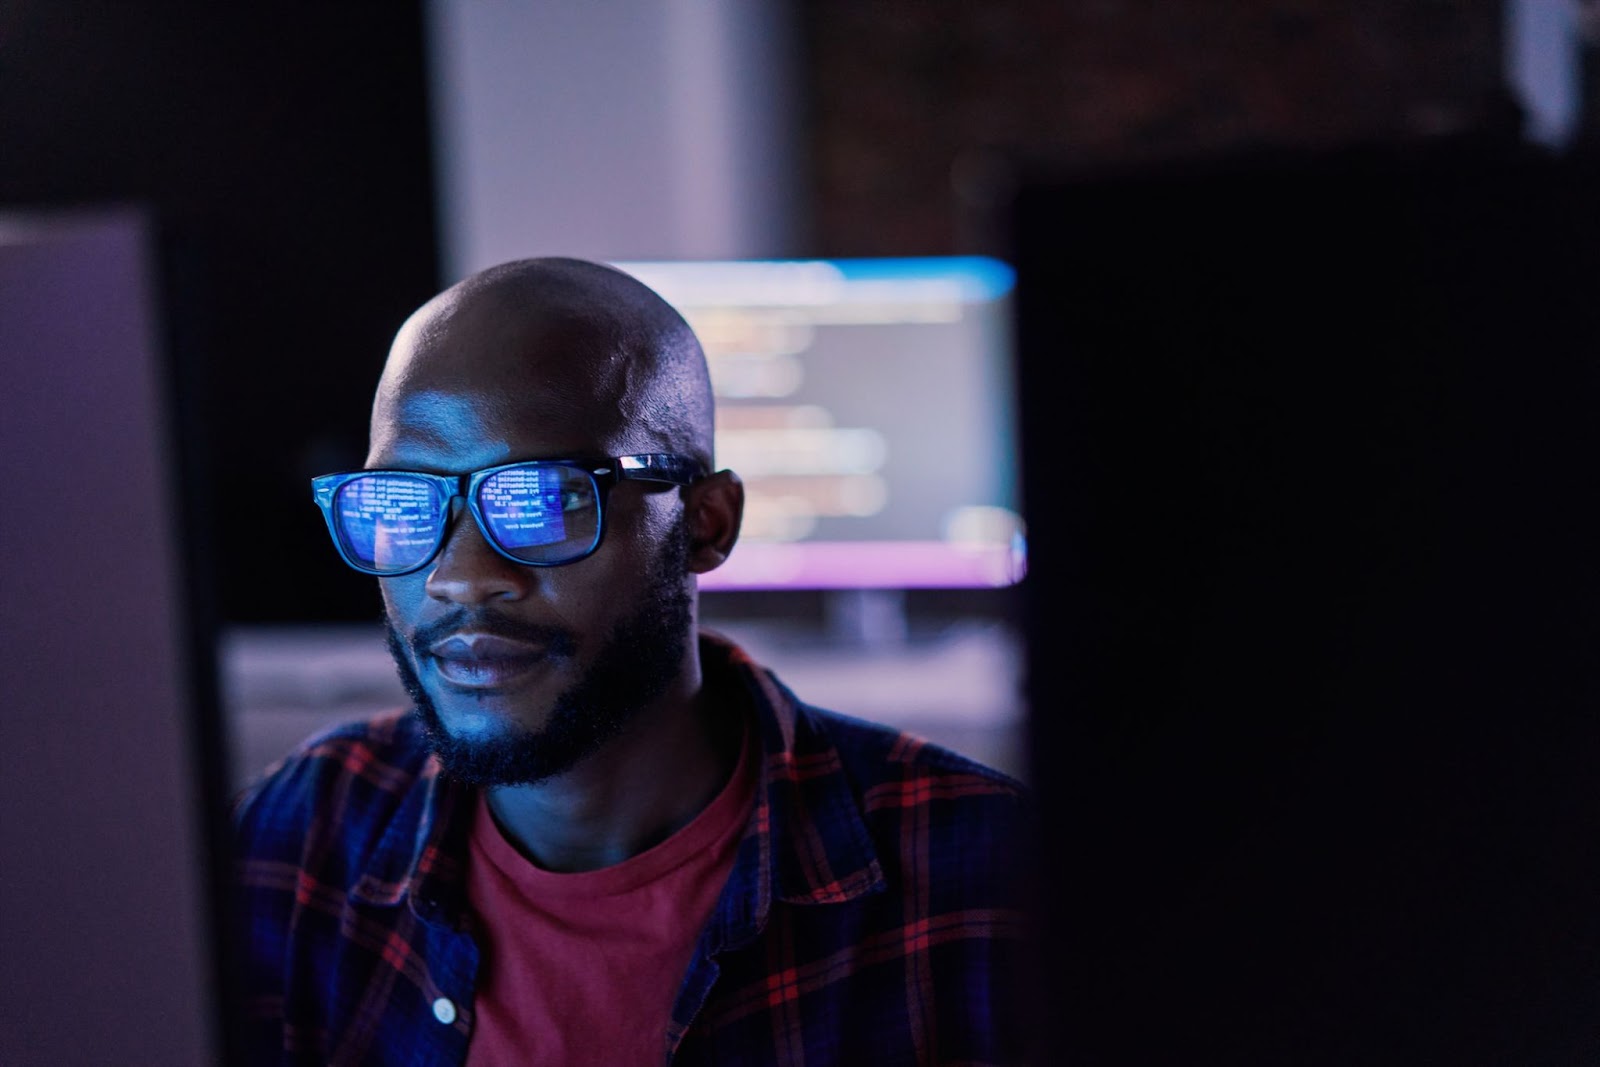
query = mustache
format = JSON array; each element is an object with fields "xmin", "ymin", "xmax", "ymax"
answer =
[{"xmin": 404, "ymin": 610, "xmax": 578, "ymax": 660}]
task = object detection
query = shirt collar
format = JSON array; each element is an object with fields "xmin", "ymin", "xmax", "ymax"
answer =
[
  {"xmin": 683, "ymin": 633, "xmax": 888, "ymax": 955},
  {"xmin": 350, "ymin": 754, "xmax": 473, "ymax": 921}
]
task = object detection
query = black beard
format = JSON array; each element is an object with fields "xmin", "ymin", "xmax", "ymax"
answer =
[{"xmin": 385, "ymin": 523, "xmax": 693, "ymax": 787}]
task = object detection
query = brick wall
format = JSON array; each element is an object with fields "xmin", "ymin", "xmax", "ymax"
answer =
[{"xmin": 800, "ymin": 1, "xmax": 1513, "ymax": 255}]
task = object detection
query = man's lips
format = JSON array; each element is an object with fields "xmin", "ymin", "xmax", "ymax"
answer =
[{"xmin": 425, "ymin": 632, "xmax": 553, "ymax": 690}]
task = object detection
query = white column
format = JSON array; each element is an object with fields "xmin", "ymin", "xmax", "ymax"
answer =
[
  {"xmin": 1507, "ymin": 0, "xmax": 1584, "ymax": 147},
  {"xmin": 423, "ymin": 0, "xmax": 801, "ymax": 282}
]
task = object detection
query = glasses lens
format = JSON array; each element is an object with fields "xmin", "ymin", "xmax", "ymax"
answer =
[
  {"xmin": 478, "ymin": 463, "xmax": 600, "ymax": 563},
  {"xmin": 334, "ymin": 475, "xmax": 445, "ymax": 573}
]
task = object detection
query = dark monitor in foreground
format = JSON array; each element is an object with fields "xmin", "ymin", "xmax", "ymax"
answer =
[
  {"xmin": 0, "ymin": 210, "xmax": 228, "ymax": 1064},
  {"xmin": 1013, "ymin": 143, "xmax": 1600, "ymax": 1065}
]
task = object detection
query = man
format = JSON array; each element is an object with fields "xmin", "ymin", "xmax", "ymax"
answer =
[{"xmin": 233, "ymin": 257, "xmax": 1031, "ymax": 1065}]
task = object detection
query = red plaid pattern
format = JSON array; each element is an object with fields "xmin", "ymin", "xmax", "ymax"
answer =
[{"xmin": 233, "ymin": 632, "xmax": 1031, "ymax": 1064}]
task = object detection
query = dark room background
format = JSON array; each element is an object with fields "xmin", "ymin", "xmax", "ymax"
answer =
[
  {"xmin": 6, "ymin": 1, "xmax": 1593, "ymax": 625},
  {"xmin": 5, "ymin": 3, "xmax": 1600, "ymax": 1064}
]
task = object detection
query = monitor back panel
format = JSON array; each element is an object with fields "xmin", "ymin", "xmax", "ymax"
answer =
[
  {"xmin": 0, "ymin": 210, "xmax": 221, "ymax": 1064},
  {"xmin": 1012, "ymin": 144, "xmax": 1600, "ymax": 1065}
]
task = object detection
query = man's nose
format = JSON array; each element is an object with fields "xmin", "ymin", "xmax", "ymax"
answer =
[{"xmin": 423, "ymin": 510, "xmax": 535, "ymax": 603}]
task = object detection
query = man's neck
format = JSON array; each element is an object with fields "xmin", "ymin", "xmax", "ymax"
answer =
[{"xmin": 482, "ymin": 668, "xmax": 741, "ymax": 873}]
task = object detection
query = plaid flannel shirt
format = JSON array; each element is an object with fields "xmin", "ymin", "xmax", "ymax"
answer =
[{"xmin": 233, "ymin": 632, "xmax": 1032, "ymax": 1065}]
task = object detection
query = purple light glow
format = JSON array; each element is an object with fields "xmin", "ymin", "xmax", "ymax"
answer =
[{"xmin": 699, "ymin": 540, "xmax": 1026, "ymax": 591}]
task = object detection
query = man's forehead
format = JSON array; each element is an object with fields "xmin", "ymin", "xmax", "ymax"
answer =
[
  {"xmin": 369, "ymin": 374, "xmax": 626, "ymax": 465},
  {"xmin": 390, "ymin": 284, "xmax": 638, "ymax": 394},
  {"xmin": 367, "ymin": 258, "xmax": 701, "ymax": 467},
  {"xmin": 373, "ymin": 388, "xmax": 507, "ymax": 452}
]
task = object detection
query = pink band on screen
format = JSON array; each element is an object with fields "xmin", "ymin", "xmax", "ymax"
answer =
[{"xmin": 697, "ymin": 540, "xmax": 1025, "ymax": 591}]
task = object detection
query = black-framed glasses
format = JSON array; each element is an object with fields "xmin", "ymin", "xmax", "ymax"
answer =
[{"xmin": 311, "ymin": 453, "xmax": 704, "ymax": 576}]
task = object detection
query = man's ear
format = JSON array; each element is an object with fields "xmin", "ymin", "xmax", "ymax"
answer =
[{"xmin": 685, "ymin": 469, "xmax": 744, "ymax": 574}]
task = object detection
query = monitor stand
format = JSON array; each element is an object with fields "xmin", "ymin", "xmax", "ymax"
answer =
[{"xmin": 824, "ymin": 588, "xmax": 908, "ymax": 649}]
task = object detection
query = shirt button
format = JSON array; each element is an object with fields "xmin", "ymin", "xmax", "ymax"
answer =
[{"xmin": 432, "ymin": 997, "xmax": 457, "ymax": 1025}]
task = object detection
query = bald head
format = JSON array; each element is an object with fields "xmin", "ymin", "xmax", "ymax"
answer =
[
  {"xmin": 372, "ymin": 257, "xmax": 715, "ymax": 470},
  {"xmin": 360, "ymin": 261, "xmax": 746, "ymax": 798}
]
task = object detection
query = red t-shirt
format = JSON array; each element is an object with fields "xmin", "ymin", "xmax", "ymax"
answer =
[{"xmin": 463, "ymin": 729, "xmax": 756, "ymax": 1066}]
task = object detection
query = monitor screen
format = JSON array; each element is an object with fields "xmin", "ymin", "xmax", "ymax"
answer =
[{"xmin": 611, "ymin": 257, "xmax": 1025, "ymax": 591}]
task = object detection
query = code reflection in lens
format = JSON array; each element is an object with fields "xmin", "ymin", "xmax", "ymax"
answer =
[
  {"xmin": 481, "ymin": 465, "xmax": 571, "ymax": 551},
  {"xmin": 338, "ymin": 476, "xmax": 441, "ymax": 570}
]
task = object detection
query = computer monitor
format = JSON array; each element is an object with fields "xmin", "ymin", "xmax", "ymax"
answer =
[
  {"xmin": 0, "ymin": 209, "xmax": 228, "ymax": 1064},
  {"xmin": 611, "ymin": 257, "xmax": 1025, "ymax": 592},
  {"xmin": 1011, "ymin": 142, "xmax": 1600, "ymax": 1064}
]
